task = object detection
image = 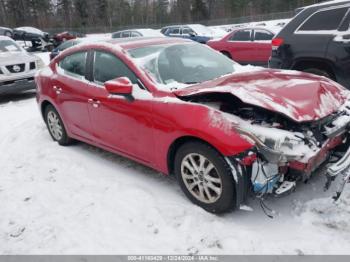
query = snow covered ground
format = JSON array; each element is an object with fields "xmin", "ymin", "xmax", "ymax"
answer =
[{"xmin": 1, "ymin": 54, "xmax": 350, "ymax": 255}]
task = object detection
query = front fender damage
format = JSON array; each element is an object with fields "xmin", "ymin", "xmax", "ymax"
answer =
[{"xmin": 184, "ymin": 92, "xmax": 350, "ymax": 202}]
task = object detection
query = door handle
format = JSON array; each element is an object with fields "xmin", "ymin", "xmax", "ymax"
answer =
[
  {"xmin": 88, "ymin": 99, "xmax": 101, "ymax": 108},
  {"xmin": 53, "ymin": 86, "xmax": 62, "ymax": 95}
]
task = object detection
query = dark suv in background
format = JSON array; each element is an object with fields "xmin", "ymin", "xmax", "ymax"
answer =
[{"xmin": 269, "ymin": 0, "xmax": 350, "ymax": 89}]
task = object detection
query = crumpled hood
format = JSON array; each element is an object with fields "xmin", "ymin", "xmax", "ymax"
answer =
[
  {"xmin": 174, "ymin": 69, "xmax": 347, "ymax": 122},
  {"xmin": 0, "ymin": 51, "xmax": 37, "ymax": 66}
]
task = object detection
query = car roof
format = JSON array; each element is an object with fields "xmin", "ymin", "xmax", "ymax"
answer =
[
  {"xmin": 296, "ymin": 0, "xmax": 350, "ymax": 13},
  {"xmin": 232, "ymin": 26, "xmax": 276, "ymax": 32},
  {"xmin": 104, "ymin": 37, "xmax": 192, "ymax": 50},
  {"xmin": 305, "ymin": 0, "xmax": 350, "ymax": 8}
]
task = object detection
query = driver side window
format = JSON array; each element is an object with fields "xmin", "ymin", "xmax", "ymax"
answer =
[
  {"xmin": 93, "ymin": 51, "xmax": 138, "ymax": 84},
  {"xmin": 58, "ymin": 51, "xmax": 87, "ymax": 79},
  {"xmin": 182, "ymin": 27, "xmax": 195, "ymax": 35}
]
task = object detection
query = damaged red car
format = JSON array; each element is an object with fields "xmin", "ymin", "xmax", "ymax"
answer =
[{"xmin": 35, "ymin": 38, "xmax": 350, "ymax": 213}]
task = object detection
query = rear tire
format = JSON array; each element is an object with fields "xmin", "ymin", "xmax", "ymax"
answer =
[
  {"xmin": 5, "ymin": 31, "xmax": 12, "ymax": 38},
  {"xmin": 174, "ymin": 141, "xmax": 239, "ymax": 214},
  {"xmin": 221, "ymin": 51, "xmax": 232, "ymax": 59},
  {"xmin": 44, "ymin": 105, "xmax": 73, "ymax": 146},
  {"xmin": 302, "ymin": 68, "xmax": 333, "ymax": 79}
]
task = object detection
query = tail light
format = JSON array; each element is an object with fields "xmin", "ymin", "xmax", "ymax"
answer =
[{"xmin": 272, "ymin": 38, "xmax": 284, "ymax": 50}]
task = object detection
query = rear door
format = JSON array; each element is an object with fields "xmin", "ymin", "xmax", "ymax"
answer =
[
  {"xmin": 327, "ymin": 8, "xmax": 350, "ymax": 87},
  {"xmin": 53, "ymin": 51, "xmax": 94, "ymax": 141},
  {"xmin": 226, "ymin": 29, "xmax": 254, "ymax": 64},
  {"xmin": 253, "ymin": 29, "xmax": 274, "ymax": 65}
]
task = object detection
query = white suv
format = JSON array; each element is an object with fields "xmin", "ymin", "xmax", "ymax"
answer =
[{"xmin": 0, "ymin": 36, "xmax": 45, "ymax": 95}]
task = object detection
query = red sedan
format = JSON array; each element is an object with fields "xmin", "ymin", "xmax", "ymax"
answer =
[
  {"xmin": 207, "ymin": 27, "xmax": 275, "ymax": 66},
  {"xmin": 35, "ymin": 38, "xmax": 350, "ymax": 213}
]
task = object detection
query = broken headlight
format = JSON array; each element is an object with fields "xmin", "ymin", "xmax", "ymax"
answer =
[{"xmin": 237, "ymin": 126, "xmax": 306, "ymax": 162}]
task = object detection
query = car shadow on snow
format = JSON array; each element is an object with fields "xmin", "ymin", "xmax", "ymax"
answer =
[
  {"xmin": 0, "ymin": 91, "xmax": 36, "ymax": 104},
  {"xmin": 64, "ymin": 139, "xmax": 337, "ymax": 220}
]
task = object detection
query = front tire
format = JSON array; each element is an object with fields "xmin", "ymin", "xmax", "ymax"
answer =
[
  {"xmin": 174, "ymin": 141, "xmax": 238, "ymax": 214},
  {"xmin": 44, "ymin": 105, "xmax": 73, "ymax": 146}
]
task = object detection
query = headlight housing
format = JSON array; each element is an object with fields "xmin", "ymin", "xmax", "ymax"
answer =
[
  {"xmin": 236, "ymin": 125, "xmax": 307, "ymax": 163},
  {"xmin": 36, "ymin": 58, "xmax": 46, "ymax": 69}
]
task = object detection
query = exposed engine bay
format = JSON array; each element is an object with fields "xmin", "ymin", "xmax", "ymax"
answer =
[{"xmin": 180, "ymin": 92, "xmax": 350, "ymax": 199}]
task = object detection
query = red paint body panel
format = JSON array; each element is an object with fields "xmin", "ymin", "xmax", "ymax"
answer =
[
  {"xmin": 36, "ymin": 38, "xmax": 348, "ymax": 176},
  {"xmin": 36, "ymin": 40, "xmax": 254, "ymax": 174},
  {"xmin": 289, "ymin": 135, "xmax": 344, "ymax": 174},
  {"xmin": 174, "ymin": 69, "xmax": 346, "ymax": 122}
]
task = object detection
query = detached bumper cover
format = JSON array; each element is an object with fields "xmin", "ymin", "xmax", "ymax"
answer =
[
  {"xmin": 0, "ymin": 77, "xmax": 36, "ymax": 95},
  {"xmin": 328, "ymin": 146, "xmax": 350, "ymax": 177}
]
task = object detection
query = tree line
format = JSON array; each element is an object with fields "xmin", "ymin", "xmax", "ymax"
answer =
[{"xmin": 0, "ymin": 0, "xmax": 324, "ymax": 32}]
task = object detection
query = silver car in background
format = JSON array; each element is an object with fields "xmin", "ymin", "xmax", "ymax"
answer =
[{"xmin": 0, "ymin": 36, "xmax": 45, "ymax": 95}]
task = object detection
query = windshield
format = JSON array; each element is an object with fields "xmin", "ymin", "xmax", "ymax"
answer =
[
  {"xmin": 0, "ymin": 40, "xmax": 22, "ymax": 53},
  {"xmin": 128, "ymin": 43, "xmax": 236, "ymax": 89}
]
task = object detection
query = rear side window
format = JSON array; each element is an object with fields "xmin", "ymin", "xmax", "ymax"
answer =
[
  {"xmin": 122, "ymin": 31, "xmax": 131, "ymax": 38},
  {"xmin": 93, "ymin": 51, "xmax": 137, "ymax": 84},
  {"xmin": 182, "ymin": 27, "xmax": 195, "ymax": 35},
  {"xmin": 254, "ymin": 30, "xmax": 274, "ymax": 41},
  {"xmin": 112, "ymin": 32, "xmax": 121, "ymax": 38},
  {"xmin": 131, "ymin": 32, "xmax": 141, "ymax": 37},
  {"xmin": 59, "ymin": 52, "xmax": 87, "ymax": 78},
  {"xmin": 299, "ymin": 7, "xmax": 348, "ymax": 31},
  {"xmin": 169, "ymin": 28, "xmax": 180, "ymax": 34},
  {"xmin": 230, "ymin": 29, "xmax": 251, "ymax": 41}
]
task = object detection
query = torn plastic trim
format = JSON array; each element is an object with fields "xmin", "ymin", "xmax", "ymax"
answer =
[
  {"xmin": 224, "ymin": 157, "xmax": 248, "ymax": 209},
  {"xmin": 328, "ymin": 145, "xmax": 350, "ymax": 177}
]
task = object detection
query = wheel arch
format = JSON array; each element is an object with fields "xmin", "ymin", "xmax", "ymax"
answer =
[
  {"xmin": 40, "ymin": 100, "xmax": 53, "ymax": 120},
  {"xmin": 167, "ymin": 135, "xmax": 224, "ymax": 175},
  {"xmin": 168, "ymin": 135, "xmax": 248, "ymax": 210},
  {"xmin": 220, "ymin": 50, "xmax": 232, "ymax": 59},
  {"xmin": 291, "ymin": 58, "xmax": 336, "ymax": 80}
]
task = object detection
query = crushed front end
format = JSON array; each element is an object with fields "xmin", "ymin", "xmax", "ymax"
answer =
[
  {"xmin": 186, "ymin": 91, "xmax": 350, "ymax": 200},
  {"xmin": 233, "ymin": 98, "xmax": 350, "ymax": 199}
]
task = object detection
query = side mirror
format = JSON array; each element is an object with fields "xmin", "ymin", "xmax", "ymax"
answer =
[
  {"xmin": 105, "ymin": 77, "xmax": 133, "ymax": 96},
  {"xmin": 189, "ymin": 32, "xmax": 196, "ymax": 37}
]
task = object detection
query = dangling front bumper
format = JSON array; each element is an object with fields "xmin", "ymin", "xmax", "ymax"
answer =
[{"xmin": 327, "ymin": 146, "xmax": 350, "ymax": 200}]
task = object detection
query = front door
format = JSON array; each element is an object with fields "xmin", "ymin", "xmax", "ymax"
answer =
[{"xmin": 86, "ymin": 50, "xmax": 155, "ymax": 164}]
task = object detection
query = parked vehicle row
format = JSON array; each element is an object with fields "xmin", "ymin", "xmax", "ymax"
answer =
[
  {"xmin": 269, "ymin": 0, "xmax": 350, "ymax": 89},
  {"xmin": 207, "ymin": 27, "xmax": 275, "ymax": 66}
]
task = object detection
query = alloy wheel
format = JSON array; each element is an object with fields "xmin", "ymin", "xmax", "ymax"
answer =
[
  {"xmin": 47, "ymin": 111, "xmax": 63, "ymax": 141},
  {"xmin": 181, "ymin": 153, "xmax": 222, "ymax": 204}
]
